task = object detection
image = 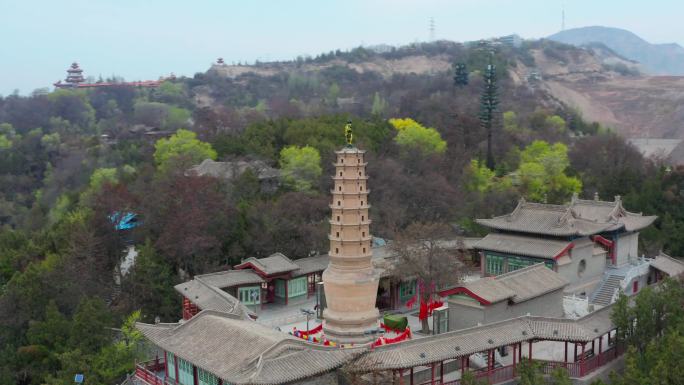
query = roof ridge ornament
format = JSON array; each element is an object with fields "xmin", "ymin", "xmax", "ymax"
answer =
[
  {"xmin": 344, "ymin": 121, "xmax": 353, "ymax": 147},
  {"xmin": 506, "ymin": 197, "xmax": 526, "ymax": 221}
]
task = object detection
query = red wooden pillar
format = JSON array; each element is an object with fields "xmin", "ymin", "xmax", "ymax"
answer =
[
  {"xmin": 410, "ymin": 367, "xmax": 414, "ymax": 385},
  {"xmin": 580, "ymin": 343, "xmax": 586, "ymax": 376},
  {"xmin": 518, "ymin": 342, "xmax": 522, "ymax": 362},
  {"xmin": 164, "ymin": 351, "xmax": 169, "ymax": 378},
  {"xmin": 461, "ymin": 356, "xmax": 466, "ymax": 376},
  {"xmin": 174, "ymin": 355, "xmax": 179, "ymax": 382},
  {"xmin": 440, "ymin": 361, "xmax": 444, "ymax": 384},
  {"xmin": 399, "ymin": 369, "xmax": 405, "ymax": 385},
  {"xmin": 193, "ymin": 365, "xmax": 198, "ymax": 385},
  {"xmin": 599, "ymin": 335, "xmax": 603, "ymax": 365},
  {"xmin": 528, "ymin": 340, "xmax": 533, "ymax": 361},
  {"xmin": 512, "ymin": 344, "xmax": 517, "ymax": 375},
  {"xmin": 564, "ymin": 341, "xmax": 568, "ymax": 363},
  {"xmin": 430, "ymin": 363, "xmax": 435, "ymax": 385},
  {"xmin": 574, "ymin": 343, "xmax": 578, "ymax": 362}
]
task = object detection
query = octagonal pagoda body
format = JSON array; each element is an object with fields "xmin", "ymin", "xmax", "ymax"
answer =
[{"xmin": 322, "ymin": 146, "xmax": 379, "ymax": 344}]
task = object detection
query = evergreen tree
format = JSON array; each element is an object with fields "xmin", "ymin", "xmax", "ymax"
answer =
[
  {"xmin": 453, "ymin": 62, "xmax": 469, "ymax": 87},
  {"xmin": 479, "ymin": 58, "xmax": 499, "ymax": 169}
]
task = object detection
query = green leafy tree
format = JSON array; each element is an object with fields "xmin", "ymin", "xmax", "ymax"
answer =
[
  {"xmin": 479, "ymin": 60, "xmax": 499, "ymax": 169},
  {"xmin": 279, "ymin": 145, "xmax": 322, "ymax": 191},
  {"xmin": 550, "ymin": 366, "xmax": 572, "ymax": 385},
  {"xmin": 515, "ymin": 140, "xmax": 581, "ymax": 203},
  {"xmin": 0, "ymin": 134, "xmax": 12, "ymax": 150},
  {"xmin": 371, "ymin": 92, "xmax": 388, "ymax": 116},
  {"xmin": 545, "ymin": 115, "xmax": 566, "ymax": 133},
  {"xmin": 453, "ymin": 62, "xmax": 469, "ymax": 87},
  {"xmin": 389, "ymin": 118, "xmax": 447, "ymax": 156},
  {"xmin": 125, "ymin": 241, "xmax": 179, "ymax": 322},
  {"xmin": 465, "ymin": 159, "xmax": 496, "ymax": 192},
  {"xmin": 460, "ymin": 370, "xmax": 487, "ymax": 385},
  {"xmin": 153, "ymin": 129, "xmax": 217, "ymax": 173},
  {"xmin": 326, "ymin": 82, "xmax": 340, "ymax": 107},
  {"xmin": 69, "ymin": 297, "xmax": 112, "ymax": 354},
  {"xmin": 516, "ymin": 360, "xmax": 543, "ymax": 385}
]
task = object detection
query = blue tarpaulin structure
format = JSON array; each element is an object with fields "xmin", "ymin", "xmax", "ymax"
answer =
[{"xmin": 109, "ymin": 212, "xmax": 141, "ymax": 231}]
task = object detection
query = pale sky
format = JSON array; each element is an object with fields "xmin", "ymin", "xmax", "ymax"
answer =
[{"xmin": 1, "ymin": 0, "xmax": 683, "ymax": 96}]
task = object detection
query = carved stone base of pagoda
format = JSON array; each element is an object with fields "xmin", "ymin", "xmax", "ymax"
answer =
[
  {"xmin": 322, "ymin": 266, "xmax": 380, "ymax": 344},
  {"xmin": 323, "ymin": 308, "xmax": 379, "ymax": 344}
]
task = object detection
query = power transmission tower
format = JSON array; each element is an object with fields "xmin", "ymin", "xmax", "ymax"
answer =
[
  {"xmin": 561, "ymin": 2, "xmax": 566, "ymax": 31},
  {"xmin": 429, "ymin": 17, "xmax": 435, "ymax": 41}
]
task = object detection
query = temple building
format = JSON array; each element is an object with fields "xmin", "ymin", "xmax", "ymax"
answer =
[
  {"xmin": 445, "ymin": 263, "xmax": 568, "ymax": 331},
  {"xmin": 63, "ymin": 62, "xmax": 85, "ymax": 87},
  {"xmin": 130, "ymin": 125, "xmax": 683, "ymax": 385},
  {"xmin": 53, "ymin": 62, "xmax": 165, "ymax": 89},
  {"xmin": 474, "ymin": 194, "xmax": 657, "ymax": 297},
  {"xmin": 322, "ymin": 144, "xmax": 380, "ymax": 343}
]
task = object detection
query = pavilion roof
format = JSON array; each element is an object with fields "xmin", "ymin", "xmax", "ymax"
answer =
[
  {"xmin": 447, "ymin": 264, "xmax": 568, "ymax": 305},
  {"xmin": 136, "ymin": 311, "xmax": 364, "ymax": 385},
  {"xmin": 174, "ymin": 279, "xmax": 255, "ymax": 319},
  {"xmin": 650, "ymin": 252, "xmax": 684, "ymax": 277},
  {"xmin": 235, "ymin": 253, "xmax": 300, "ymax": 276},
  {"xmin": 473, "ymin": 233, "xmax": 572, "ymax": 259},
  {"xmin": 476, "ymin": 195, "xmax": 656, "ymax": 237},
  {"xmin": 351, "ymin": 305, "xmax": 615, "ymax": 371},
  {"xmin": 195, "ymin": 269, "xmax": 265, "ymax": 289}
]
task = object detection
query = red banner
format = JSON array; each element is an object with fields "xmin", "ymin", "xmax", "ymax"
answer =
[{"xmin": 371, "ymin": 327, "xmax": 412, "ymax": 348}]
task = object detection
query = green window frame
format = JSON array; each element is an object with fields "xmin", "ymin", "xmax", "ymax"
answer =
[
  {"xmin": 177, "ymin": 358, "xmax": 194, "ymax": 385},
  {"xmin": 198, "ymin": 367, "xmax": 219, "ymax": 385},
  {"xmin": 287, "ymin": 276, "xmax": 307, "ymax": 298},
  {"xmin": 167, "ymin": 352, "xmax": 176, "ymax": 380},
  {"xmin": 399, "ymin": 279, "xmax": 416, "ymax": 298},
  {"xmin": 274, "ymin": 279, "xmax": 286, "ymax": 298},
  {"xmin": 238, "ymin": 286, "xmax": 261, "ymax": 305},
  {"xmin": 508, "ymin": 256, "xmax": 534, "ymax": 272},
  {"xmin": 485, "ymin": 253, "xmax": 505, "ymax": 276}
]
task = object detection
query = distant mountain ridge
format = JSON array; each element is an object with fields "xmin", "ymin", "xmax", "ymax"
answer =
[{"xmin": 548, "ymin": 26, "xmax": 684, "ymax": 75}]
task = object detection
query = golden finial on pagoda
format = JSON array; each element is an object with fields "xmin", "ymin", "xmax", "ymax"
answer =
[{"xmin": 344, "ymin": 121, "xmax": 353, "ymax": 146}]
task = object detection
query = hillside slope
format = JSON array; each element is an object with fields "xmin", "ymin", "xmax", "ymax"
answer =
[
  {"xmin": 549, "ymin": 26, "xmax": 684, "ymax": 75},
  {"xmin": 501, "ymin": 40, "xmax": 684, "ymax": 143}
]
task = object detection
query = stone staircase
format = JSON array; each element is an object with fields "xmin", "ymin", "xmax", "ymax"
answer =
[{"xmin": 590, "ymin": 274, "xmax": 624, "ymax": 306}]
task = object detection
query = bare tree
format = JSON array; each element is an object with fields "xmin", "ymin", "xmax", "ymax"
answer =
[{"xmin": 390, "ymin": 222, "xmax": 464, "ymax": 333}]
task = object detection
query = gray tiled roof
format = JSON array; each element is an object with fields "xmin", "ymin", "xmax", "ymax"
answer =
[
  {"xmin": 474, "ymin": 233, "xmax": 571, "ymax": 259},
  {"xmin": 136, "ymin": 311, "xmax": 364, "ymax": 385},
  {"xmin": 237, "ymin": 253, "xmax": 300, "ymax": 276},
  {"xmin": 196, "ymin": 269, "xmax": 265, "ymax": 289},
  {"xmin": 351, "ymin": 305, "xmax": 615, "ymax": 371},
  {"xmin": 453, "ymin": 264, "xmax": 568, "ymax": 304},
  {"xmin": 293, "ymin": 254, "xmax": 330, "ymax": 276},
  {"xmin": 174, "ymin": 279, "xmax": 255, "ymax": 319},
  {"xmin": 187, "ymin": 159, "xmax": 280, "ymax": 180},
  {"xmin": 650, "ymin": 253, "xmax": 684, "ymax": 277},
  {"xmin": 476, "ymin": 196, "xmax": 656, "ymax": 237}
]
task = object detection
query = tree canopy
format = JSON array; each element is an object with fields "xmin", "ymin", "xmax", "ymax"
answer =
[
  {"xmin": 389, "ymin": 118, "xmax": 447, "ymax": 156},
  {"xmin": 153, "ymin": 129, "xmax": 217, "ymax": 173},
  {"xmin": 279, "ymin": 145, "xmax": 322, "ymax": 192}
]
